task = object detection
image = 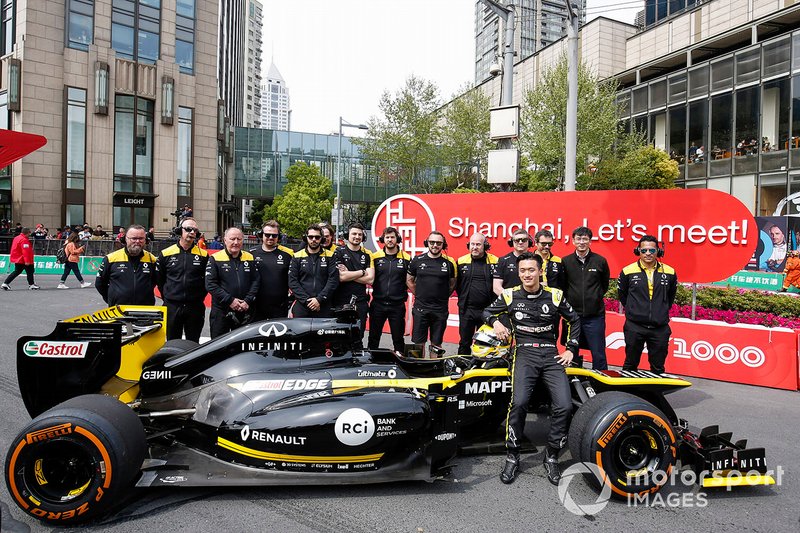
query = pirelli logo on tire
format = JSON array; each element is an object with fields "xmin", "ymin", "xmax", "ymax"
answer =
[
  {"xmin": 597, "ymin": 413, "xmax": 627, "ymax": 448},
  {"xmin": 26, "ymin": 423, "xmax": 73, "ymax": 444}
]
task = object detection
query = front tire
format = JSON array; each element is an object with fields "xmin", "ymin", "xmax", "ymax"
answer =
[
  {"xmin": 5, "ymin": 394, "xmax": 146, "ymax": 524},
  {"xmin": 568, "ymin": 391, "xmax": 677, "ymax": 499}
]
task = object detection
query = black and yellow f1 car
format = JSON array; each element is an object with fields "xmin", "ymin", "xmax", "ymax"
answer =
[{"xmin": 5, "ymin": 306, "xmax": 774, "ymax": 524}]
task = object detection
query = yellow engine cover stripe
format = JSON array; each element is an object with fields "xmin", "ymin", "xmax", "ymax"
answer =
[{"xmin": 217, "ymin": 437, "xmax": 384, "ymax": 463}]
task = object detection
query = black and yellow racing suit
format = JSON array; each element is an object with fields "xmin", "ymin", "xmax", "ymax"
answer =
[{"xmin": 96, "ymin": 248, "xmax": 158, "ymax": 306}]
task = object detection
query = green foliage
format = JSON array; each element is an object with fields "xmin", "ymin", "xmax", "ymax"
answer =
[
  {"xmin": 439, "ymin": 84, "xmax": 491, "ymax": 192},
  {"xmin": 611, "ymin": 145, "xmax": 679, "ymax": 190},
  {"xmin": 255, "ymin": 162, "xmax": 332, "ymax": 237},
  {"xmin": 247, "ymin": 198, "xmax": 270, "ymax": 229}
]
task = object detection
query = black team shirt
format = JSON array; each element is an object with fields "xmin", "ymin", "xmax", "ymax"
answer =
[
  {"xmin": 372, "ymin": 249, "xmax": 411, "ymax": 302},
  {"xmin": 332, "ymin": 246, "xmax": 373, "ymax": 305},
  {"xmin": 251, "ymin": 245, "xmax": 294, "ymax": 310},
  {"xmin": 494, "ymin": 252, "xmax": 522, "ymax": 288},
  {"xmin": 408, "ymin": 253, "xmax": 456, "ymax": 312}
]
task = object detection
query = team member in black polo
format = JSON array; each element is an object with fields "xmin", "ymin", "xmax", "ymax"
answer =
[
  {"xmin": 618, "ymin": 235, "xmax": 678, "ymax": 375},
  {"xmin": 407, "ymin": 231, "xmax": 456, "ymax": 357},
  {"xmin": 534, "ymin": 229, "xmax": 563, "ymax": 289},
  {"xmin": 250, "ymin": 220, "xmax": 294, "ymax": 320},
  {"xmin": 332, "ymin": 223, "xmax": 374, "ymax": 335},
  {"xmin": 493, "ymin": 228, "xmax": 533, "ymax": 294},
  {"xmin": 156, "ymin": 217, "xmax": 208, "ymax": 342},
  {"xmin": 455, "ymin": 233, "xmax": 498, "ymax": 355},
  {"xmin": 96, "ymin": 224, "xmax": 157, "ymax": 305},
  {"xmin": 205, "ymin": 227, "xmax": 260, "ymax": 338},
  {"xmin": 288, "ymin": 224, "xmax": 339, "ymax": 318},
  {"xmin": 369, "ymin": 226, "xmax": 410, "ymax": 353}
]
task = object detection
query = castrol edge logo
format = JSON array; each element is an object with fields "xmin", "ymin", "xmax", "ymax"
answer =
[{"xmin": 23, "ymin": 341, "xmax": 89, "ymax": 358}]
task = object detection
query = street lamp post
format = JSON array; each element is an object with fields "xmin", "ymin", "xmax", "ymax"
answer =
[{"xmin": 336, "ymin": 117, "xmax": 368, "ymax": 238}]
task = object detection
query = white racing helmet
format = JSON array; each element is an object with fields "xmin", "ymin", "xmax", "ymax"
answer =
[{"xmin": 470, "ymin": 325, "xmax": 510, "ymax": 358}]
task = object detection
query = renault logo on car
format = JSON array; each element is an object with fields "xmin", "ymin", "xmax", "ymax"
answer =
[{"xmin": 259, "ymin": 322, "xmax": 288, "ymax": 337}]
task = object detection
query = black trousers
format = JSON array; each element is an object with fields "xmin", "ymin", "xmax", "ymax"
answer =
[
  {"xmin": 164, "ymin": 300, "xmax": 206, "ymax": 343},
  {"xmin": 4, "ymin": 263, "xmax": 34, "ymax": 285},
  {"xmin": 506, "ymin": 348, "xmax": 572, "ymax": 452},
  {"xmin": 253, "ymin": 302, "xmax": 289, "ymax": 322},
  {"xmin": 291, "ymin": 300, "xmax": 333, "ymax": 318},
  {"xmin": 209, "ymin": 308, "xmax": 248, "ymax": 339},
  {"xmin": 60, "ymin": 261, "xmax": 84, "ymax": 283},
  {"xmin": 458, "ymin": 306, "xmax": 485, "ymax": 355},
  {"xmin": 368, "ymin": 300, "xmax": 406, "ymax": 353},
  {"xmin": 411, "ymin": 306, "xmax": 448, "ymax": 346},
  {"xmin": 622, "ymin": 320, "xmax": 671, "ymax": 375}
]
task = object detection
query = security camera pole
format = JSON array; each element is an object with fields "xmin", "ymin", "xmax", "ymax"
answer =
[{"xmin": 480, "ymin": 0, "xmax": 515, "ymax": 108}]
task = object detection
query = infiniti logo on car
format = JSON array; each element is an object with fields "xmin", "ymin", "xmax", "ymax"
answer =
[{"xmin": 259, "ymin": 322, "xmax": 288, "ymax": 337}]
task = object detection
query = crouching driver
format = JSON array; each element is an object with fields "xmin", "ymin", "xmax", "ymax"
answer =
[{"xmin": 482, "ymin": 252, "xmax": 581, "ymax": 485}]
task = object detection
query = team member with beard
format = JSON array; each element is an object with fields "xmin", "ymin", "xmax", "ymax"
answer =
[
  {"xmin": 288, "ymin": 224, "xmax": 339, "ymax": 318},
  {"xmin": 96, "ymin": 224, "xmax": 157, "ymax": 305},
  {"xmin": 250, "ymin": 220, "xmax": 294, "ymax": 320},
  {"xmin": 332, "ymin": 222, "xmax": 374, "ymax": 335},
  {"xmin": 368, "ymin": 226, "xmax": 410, "ymax": 353}
]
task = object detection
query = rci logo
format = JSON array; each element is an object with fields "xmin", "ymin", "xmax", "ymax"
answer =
[
  {"xmin": 258, "ymin": 322, "xmax": 288, "ymax": 337},
  {"xmin": 334, "ymin": 408, "xmax": 374, "ymax": 446}
]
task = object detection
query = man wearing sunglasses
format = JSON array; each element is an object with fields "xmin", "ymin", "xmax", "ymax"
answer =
[
  {"xmin": 407, "ymin": 231, "xmax": 456, "ymax": 357},
  {"xmin": 493, "ymin": 229, "xmax": 533, "ymax": 295},
  {"xmin": 534, "ymin": 229, "xmax": 562, "ymax": 290},
  {"xmin": 96, "ymin": 224, "xmax": 157, "ymax": 306},
  {"xmin": 288, "ymin": 223, "xmax": 339, "ymax": 317},
  {"xmin": 332, "ymin": 222, "xmax": 374, "ymax": 337},
  {"xmin": 618, "ymin": 235, "xmax": 678, "ymax": 375},
  {"xmin": 251, "ymin": 220, "xmax": 294, "ymax": 320},
  {"xmin": 156, "ymin": 218, "xmax": 209, "ymax": 342}
]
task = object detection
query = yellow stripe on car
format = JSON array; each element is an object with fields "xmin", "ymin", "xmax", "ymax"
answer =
[
  {"xmin": 702, "ymin": 474, "xmax": 775, "ymax": 487},
  {"xmin": 217, "ymin": 437, "xmax": 383, "ymax": 463}
]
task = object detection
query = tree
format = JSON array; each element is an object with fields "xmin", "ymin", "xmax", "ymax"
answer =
[
  {"xmin": 519, "ymin": 56, "xmax": 622, "ymax": 190},
  {"xmin": 439, "ymin": 84, "xmax": 491, "ymax": 192},
  {"xmin": 254, "ymin": 162, "xmax": 333, "ymax": 237},
  {"xmin": 608, "ymin": 145, "xmax": 679, "ymax": 190},
  {"xmin": 355, "ymin": 75, "xmax": 442, "ymax": 193}
]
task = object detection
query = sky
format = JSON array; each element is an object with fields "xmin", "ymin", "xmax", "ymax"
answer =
[{"xmin": 261, "ymin": 0, "xmax": 643, "ymax": 135}]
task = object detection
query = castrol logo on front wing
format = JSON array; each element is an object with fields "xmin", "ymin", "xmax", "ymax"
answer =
[{"xmin": 23, "ymin": 341, "xmax": 89, "ymax": 358}]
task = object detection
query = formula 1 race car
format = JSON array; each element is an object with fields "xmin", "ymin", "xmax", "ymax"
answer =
[{"xmin": 5, "ymin": 306, "xmax": 775, "ymax": 524}]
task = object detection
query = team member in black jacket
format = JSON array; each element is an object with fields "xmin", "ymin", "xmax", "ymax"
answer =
[
  {"xmin": 618, "ymin": 235, "xmax": 678, "ymax": 375},
  {"xmin": 156, "ymin": 218, "xmax": 208, "ymax": 342},
  {"xmin": 560, "ymin": 226, "xmax": 610, "ymax": 370},
  {"xmin": 456, "ymin": 233, "xmax": 498, "ymax": 355},
  {"xmin": 205, "ymin": 227, "xmax": 260, "ymax": 338},
  {"xmin": 368, "ymin": 226, "xmax": 410, "ymax": 353},
  {"xmin": 407, "ymin": 231, "xmax": 456, "ymax": 357},
  {"xmin": 534, "ymin": 229, "xmax": 563, "ymax": 289},
  {"xmin": 332, "ymin": 223, "xmax": 374, "ymax": 335},
  {"xmin": 483, "ymin": 252, "xmax": 580, "ymax": 485},
  {"xmin": 96, "ymin": 225, "xmax": 157, "ymax": 306},
  {"xmin": 250, "ymin": 220, "xmax": 294, "ymax": 320},
  {"xmin": 288, "ymin": 224, "xmax": 339, "ymax": 318},
  {"xmin": 493, "ymin": 229, "xmax": 533, "ymax": 295}
]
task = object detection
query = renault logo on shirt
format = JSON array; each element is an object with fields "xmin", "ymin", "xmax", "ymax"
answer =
[{"xmin": 258, "ymin": 322, "xmax": 288, "ymax": 337}]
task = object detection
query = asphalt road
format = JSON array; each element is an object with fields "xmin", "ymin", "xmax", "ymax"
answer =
[{"xmin": 0, "ymin": 275, "xmax": 798, "ymax": 532}]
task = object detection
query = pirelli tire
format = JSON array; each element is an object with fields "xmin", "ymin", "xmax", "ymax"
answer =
[
  {"xmin": 568, "ymin": 391, "xmax": 677, "ymax": 499},
  {"xmin": 4, "ymin": 394, "xmax": 146, "ymax": 524}
]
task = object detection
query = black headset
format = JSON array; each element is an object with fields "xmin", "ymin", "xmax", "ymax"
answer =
[
  {"xmin": 378, "ymin": 226, "xmax": 398, "ymax": 244},
  {"xmin": 467, "ymin": 237, "xmax": 491, "ymax": 251},
  {"xmin": 507, "ymin": 234, "xmax": 533, "ymax": 247},
  {"xmin": 424, "ymin": 235, "xmax": 448, "ymax": 250},
  {"xmin": 633, "ymin": 240, "xmax": 665, "ymax": 258}
]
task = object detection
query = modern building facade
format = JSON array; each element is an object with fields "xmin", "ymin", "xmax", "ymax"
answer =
[
  {"xmin": 0, "ymin": 0, "xmax": 220, "ymax": 234},
  {"xmin": 218, "ymin": 0, "xmax": 245, "ymax": 127},
  {"xmin": 260, "ymin": 61, "xmax": 290, "ymax": 131},
  {"xmin": 474, "ymin": 0, "xmax": 586, "ymax": 84},
  {"xmin": 243, "ymin": 0, "xmax": 263, "ymax": 128}
]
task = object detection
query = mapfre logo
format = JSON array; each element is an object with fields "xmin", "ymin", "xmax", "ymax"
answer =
[
  {"xmin": 605, "ymin": 332, "xmax": 765, "ymax": 368},
  {"xmin": 371, "ymin": 194, "xmax": 436, "ymax": 257}
]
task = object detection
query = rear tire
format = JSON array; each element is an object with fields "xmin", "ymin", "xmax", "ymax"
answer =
[
  {"xmin": 568, "ymin": 391, "xmax": 677, "ymax": 499},
  {"xmin": 5, "ymin": 394, "xmax": 146, "ymax": 524}
]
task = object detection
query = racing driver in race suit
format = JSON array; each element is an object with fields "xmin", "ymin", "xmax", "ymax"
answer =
[{"xmin": 483, "ymin": 251, "xmax": 581, "ymax": 485}]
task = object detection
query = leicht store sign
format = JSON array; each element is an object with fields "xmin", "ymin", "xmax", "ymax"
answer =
[{"xmin": 371, "ymin": 190, "xmax": 799, "ymax": 390}]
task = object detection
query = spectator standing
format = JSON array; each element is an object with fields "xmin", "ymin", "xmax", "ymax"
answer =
[
  {"xmin": 493, "ymin": 229, "xmax": 533, "ymax": 295},
  {"xmin": 91, "ymin": 225, "xmax": 107, "ymax": 239},
  {"xmin": 95, "ymin": 225, "xmax": 157, "ymax": 305},
  {"xmin": 209, "ymin": 235, "xmax": 224, "ymax": 250},
  {"xmin": 205, "ymin": 227, "xmax": 259, "ymax": 338},
  {"xmin": 57, "ymin": 233, "xmax": 92, "ymax": 289},
  {"xmin": 332, "ymin": 223, "xmax": 374, "ymax": 336},
  {"xmin": 250, "ymin": 220, "xmax": 294, "ymax": 320},
  {"xmin": 288, "ymin": 224, "xmax": 339, "ymax": 318},
  {"xmin": 156, "ymin": 218, "xmax": 209, "ymax": 342},
  {"xmin": 79, "ymin": 224, "xmax": 92, "ymax": 240},
  {"xmin": 781, "ymin": 250, "xmax": 800, "ymax": 292},
  {"xmin": 560, "ymin": 226, "xmax": 610, "ymax": 370},
  {"xmin": 407, "ymin": 231, "xmax": 456, "ymax": 357},
  {"xmin": 618, "ymin": 236, "xmax": 678, "ymax": 375},
  {"xmin": 368, "ymin": 226, "xmax": 410, "ymax": 353},
  {"xmin": 32, "ymin": 224, "xmax": 48, "ymax": 240},
  {"xmin": 534, "ymin": 229, "xmax": 563, "ymax": 289},
  {"xmin": 2, "ymin": 227, "xmax": 39, "ymax": 290},
  {"xmin": 455, "ymin": 233, "xmax": 498, "ymax": 355}
]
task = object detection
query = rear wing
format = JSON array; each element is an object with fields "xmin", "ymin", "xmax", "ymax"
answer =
[{"xmin": 17, "ymin": 306, "xmax": 166, "ymax": 417}]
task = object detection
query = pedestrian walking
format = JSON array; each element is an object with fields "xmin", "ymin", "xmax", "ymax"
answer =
[
  {"xmin": 57, "ymin": 233, "xmax": 92, "ymax": 289},
  {"xmin": 2, "ymin": 227, "xmax": 39, "ymax": 290}
]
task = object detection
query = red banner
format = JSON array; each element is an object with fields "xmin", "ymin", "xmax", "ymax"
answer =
[{"xmin": 370, "ymin": 190, "xmax": 757, "ymax": 283}]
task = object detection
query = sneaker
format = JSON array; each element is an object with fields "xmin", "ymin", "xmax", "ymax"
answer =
[
  {"xmin": 29, "ymin": 284, "xmax": 40, "ymax": 290},
  {"xmin": 1, "ymin": 283, "xmax": 9, "ymax": 291},
  {"xmin": 57, "ymin": 283, "xmax": 69, "ymax": 289},
  {"xmin": 80, "ymin": 281, "xmax": 92, "ymax": 288},
  {"xmin": 543, "ymin": 451, "xmax": 562, "ymax": 486},
  {"xmin": 500, "ymin": 454, "xmax": 519, "ymax": 484}
]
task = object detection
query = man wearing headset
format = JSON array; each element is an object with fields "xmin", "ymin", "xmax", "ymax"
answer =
[
  {"xmin": 251, "ymin": 220, "xmax": 294, "ymax": 320},
  {"xmin": 332, "ymin": 222, "xmax": 374, "ymax": 336},
  {"xmin": 407, "ymin": 230, "xmax": 456, "ymax": 357},
  {"xmin": 369, "ymin": 226, "xmax": 410, "ymax": 353},
  {"xmin": 455, "ymin": 233, "xmax": 498, "ymax": 355},
  {"xmin": 618, "ymin": 235, "xmax": 678, "ymax": 375},
  {"xmin": 288, "ymin": 223, "xmax": 339, "ymax": 317},
  {"xmin": 493, "ymin": 228, "xmax": 533, "ymax": 295},
  {"xmin": 156, "ymin": 217, "xmax": 208, "ymax": 342}
]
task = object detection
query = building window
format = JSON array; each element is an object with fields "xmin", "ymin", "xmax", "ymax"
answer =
[
  {"xmin": 687, "ymin": 100, "xmax": 708, "ymax": 180},
  {"xmin": 175, "ymin": 0, "xmax": 195, "ymax": 74},
  {"xmin": 710, "ymin": 93, "xmax": 733, "ymax": 177},
  {"xmin": 111, "ymin": 0, "xmax": 160, "ymax": 64},
  {"xmin": 735, "ymin": 48, "xmax": 760, "ymax": 86},
  {"xmin": 67, "ymin": 0, "xmax": 94, "ymax": 51},
  {"xmin": 733, "ymin": 87, "xmax": 760, "ymax": 175},
  {"xmin": 177, "ymin": 107, "xmax": 193, "ymax": 197},
  {"xmin": 711, "ymin": 56, "xmax": 734, "ymax": 93},
  {"xmin": 66, "ymin": 204, "xmax": 85, "ymax": 226},
  {"xmin": 763, "ymin": 37, "xmax": 790, "ymax": 79},
  {"xmin": 1, "ymin": 0, "xmax": 14, "ymax": 55},
  {"xmin": 114, "ymin": 95, "xmax": 154, "ymax": 194},
  {"xmin": 66, "ymin": 87, "xmax": 87, "ymax": 190},
  {"xmin": 688, "ymin": 65, "xmax": 709, "ymax": 99}
]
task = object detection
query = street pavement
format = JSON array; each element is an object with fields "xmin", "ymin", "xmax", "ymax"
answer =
[{"xmin": 0, "ymin": 275, "xmax": 798, "ymax": 532}]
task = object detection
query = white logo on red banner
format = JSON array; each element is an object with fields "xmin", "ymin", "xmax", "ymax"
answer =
[{"xmin": 371, "ymin": 194, "xmax": 436, "ymax": 257}]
